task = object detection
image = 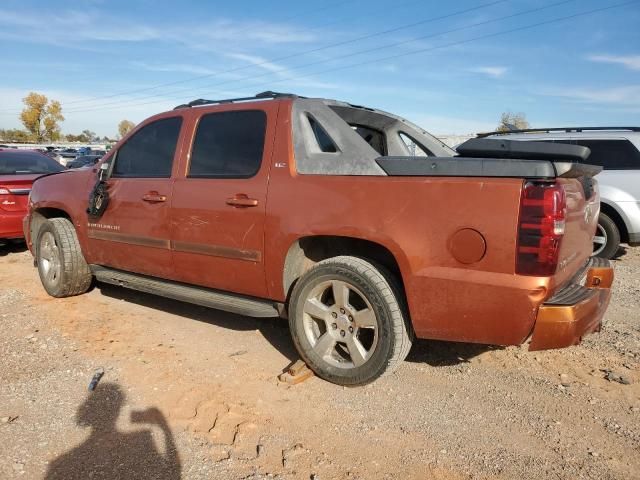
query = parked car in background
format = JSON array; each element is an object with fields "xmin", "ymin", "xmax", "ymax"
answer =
[
  {"xmin": 44, "ymin": 150, "xmax": 64, "ymax": 164},
  {"xmin": 481, "ymin": 127, "xmax": 640, "ymax": 259},
  {"xmin": 23, "ymin": 92, "xmax": 612, "ymax": 385},
  {"xmin": 66, "ymin": 155, "xmax": 102, "ymax": 169},
  {"xmin": 0, "ymin": 149, "xmax": 65, "ymax": 242},
  {"xmin": 58, "ymin": 148, "xmax": 78, "ymax": 157},
  {"xmin": 57, "ymin": 148, "xmax": 79, "ymax": 167}
]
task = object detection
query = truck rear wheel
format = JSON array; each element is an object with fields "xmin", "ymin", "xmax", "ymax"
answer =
[
  {"xmin": 593, "ymin": 213, "xmax": 620, "ymax": 259},
  {"xmin": 36, "ymin": 218, "xmax": 93, "ymax": 298},
  {"xmin": 289, "ymin": 256, "xmax": 413, "ymax": 386}
]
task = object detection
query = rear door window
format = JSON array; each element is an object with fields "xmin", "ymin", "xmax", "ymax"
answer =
[
  {"xmin": 189, "ymin": 110, "xmax": 267, "ymax": 178},
  {"xmin": 112, "ymin": 117, "xmax": 182, "ymax": 178}
]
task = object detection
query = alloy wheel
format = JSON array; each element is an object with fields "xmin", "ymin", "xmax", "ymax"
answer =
[
  {"xmin": 302, "ymin": 279, "xmax": 378, "ymax": 369},
  {"xmin": 593, "ymin": 224, "xmax": 607, "ymax": 256},
  {"xmin": 39, "ymin": 231, "xmax": 62, "ymax": 286}
]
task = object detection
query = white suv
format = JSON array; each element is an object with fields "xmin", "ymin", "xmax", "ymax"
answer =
[{"xmin": 482, "ymin": 127, "xmax": 640, "ymax": 259}]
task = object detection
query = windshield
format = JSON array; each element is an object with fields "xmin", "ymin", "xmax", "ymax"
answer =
[{"xmin": 0, "ymin": 151, "xmax": 66, "ymax": 175}]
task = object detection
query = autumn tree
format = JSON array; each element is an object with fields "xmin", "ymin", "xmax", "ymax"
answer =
[
  {"xmin": 497, "ymin": 112, "xmax": 530, "ymax": 132},
  {"xmin": 20, "ymin": 92, "xmax": 64, "ymax": 142},
  {"xmin": 82, "ymin": 129, "xmax": 97, "ymax": 142},
  {"xmin": 118, "ymin": 119, "xmax": 136, "ymax": 139}
]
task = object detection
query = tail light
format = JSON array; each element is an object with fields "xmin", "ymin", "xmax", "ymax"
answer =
[
  {"xmin": 0, "ymin": 187, "xmax": 10, "ymax": 211},
  {"xmin": 516, "ymin": 182, "xmax": 566, "ymax": 276}
]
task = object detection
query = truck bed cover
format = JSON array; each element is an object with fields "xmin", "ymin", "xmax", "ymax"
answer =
[{"xmin": 377, "ymin": 138, "xmax": 602, "ymax": 179}]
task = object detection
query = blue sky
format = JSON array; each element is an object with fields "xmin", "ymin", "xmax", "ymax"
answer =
[{"xmin": 0, "ymin": 0, "xmax": 639, "ymax": 136}]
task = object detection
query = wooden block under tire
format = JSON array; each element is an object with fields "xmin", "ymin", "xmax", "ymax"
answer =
[{"xmin": 278, "ymin": 359, "xmax": 314, "ymax": 385}]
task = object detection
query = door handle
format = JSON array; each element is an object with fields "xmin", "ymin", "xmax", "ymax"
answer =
[
  {"xmin": 142, "ymin": 192, "xmax": 167, "ymax": 203},
  {"xmin": 226, "ymin": 194, "xmax": 258, "ymax": 208}
]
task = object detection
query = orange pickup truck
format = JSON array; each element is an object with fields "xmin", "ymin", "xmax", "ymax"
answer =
[{"xmin": 24, "ymin": 91, "xmax": 613, "ymax": 385}]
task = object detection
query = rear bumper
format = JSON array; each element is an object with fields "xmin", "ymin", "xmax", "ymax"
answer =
[
  {"xmin": 0, "ymin": 211, "xmax": 27, "ymax": 240},
  {"xmin": 529, "ymin": 258, "xmax": 613, "ymax": 350}
]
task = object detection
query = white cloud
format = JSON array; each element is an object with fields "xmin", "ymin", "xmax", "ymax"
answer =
[
  {"xmin": 587, "ymin": 54, "xmax": 640, "ymax": 71},
  {"xmin": 225, "ymin": 53, "xmax": 285, "ymax": 75},
  {"xmin": 192, "ymin": 20, "xmax": 315, "ymax": 45},
  {"xmin": 222, "ymin": 53, "xmax": 339, "ymax": 90},
  {"xmin": 468, "ymin": 66, "xmax": 508, "ymax": 78},
  {"xmin": 0, "ymin": 8, "xmax": 316, "ymax": 50},
  {"xmin": 542, "ymin": 85, "xmax": 640, "ymax": 107},
  {"xmin": 130, "ymin": 62, "xmax": 218, "ymax": 76}
]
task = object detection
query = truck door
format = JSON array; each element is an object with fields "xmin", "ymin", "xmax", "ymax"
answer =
[
  {"xmin": 169, "ymin": 103, "xmax": 277, "ymax": 298},
  {"xmin": 86, "ymin": 115, "xmax": 183, "ymax": 278}
]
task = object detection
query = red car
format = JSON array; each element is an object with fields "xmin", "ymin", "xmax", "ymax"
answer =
[{"xmin": 0, "ymin": 149, "xmax": 64, "ymax": 242}]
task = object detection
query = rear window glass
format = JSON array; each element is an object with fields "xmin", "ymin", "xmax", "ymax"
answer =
[
  {"xmin": 308, "ymin": 115, "xmax": 338, "ymax": 153},
  {"xmin": 352, "ymin": 124, "xmax": 386, "ymax": 155},
  {"xmin": 189, "ymin": 110, "xmax": 267, "ymax": 178},
  {"xmin": 0, "ymin": 151, "xmax": 65, "ymax": 175}
]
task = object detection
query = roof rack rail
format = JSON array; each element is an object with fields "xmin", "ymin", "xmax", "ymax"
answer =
[
  {"xmin": 173, "ymin": 91, "xmax": 299, "ymax": 110},
  {"xmin": 477, "ymin": 126, "xmax": 640, "ymax": 138}
]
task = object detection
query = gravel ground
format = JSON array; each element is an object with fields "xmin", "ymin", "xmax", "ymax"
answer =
[{"xmin": 0, "ymin": 243, "xmax": 638, "ymax": 480}]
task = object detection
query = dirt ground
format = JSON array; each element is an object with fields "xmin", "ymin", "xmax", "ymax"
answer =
[{"xmin": 0, "ymin": 243, "xmax": 638, "ymax": 480}]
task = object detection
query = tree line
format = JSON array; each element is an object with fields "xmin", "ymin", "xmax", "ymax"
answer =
[
  {"xmin": 0, "ymin": 92, "xmax": 136, "ymax": 144},
  {"xmin": 2, "ymin": 91, "xmax": 531, "ymax": 144}
]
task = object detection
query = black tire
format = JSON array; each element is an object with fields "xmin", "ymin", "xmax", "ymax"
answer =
[
  {"xmin": 36, "ymin": 218, "xmax": 93, "ymax": 297},
  {"xmin": 593, "ymin": 213, "xmax": 620, "ymax": 260},
  {"xmin": 289, "ymin": 256, "xmax": 413, "ymax": 386}
]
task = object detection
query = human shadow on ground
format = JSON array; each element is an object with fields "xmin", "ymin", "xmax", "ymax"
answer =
[
  {"xmin": 45, "ymin": 382, "xmax": 181, "ymax": 480},
  {"xmin": 97, "ymin": 283, "xmax": 299, "ymax": 362}
]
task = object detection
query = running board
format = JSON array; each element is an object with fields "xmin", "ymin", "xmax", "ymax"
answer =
[{"xmin": 91, "ymin": 265, "xmax": 280, "ymax": 318}]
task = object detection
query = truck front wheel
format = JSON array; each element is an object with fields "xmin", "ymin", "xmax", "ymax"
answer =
[
  {"xmin": 289, "ymin": 256, "xmax": 413, "ymax": 386},
  {"xmin": 36, "ymin": 218, "xmax": 93, "ymax": 298}
]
